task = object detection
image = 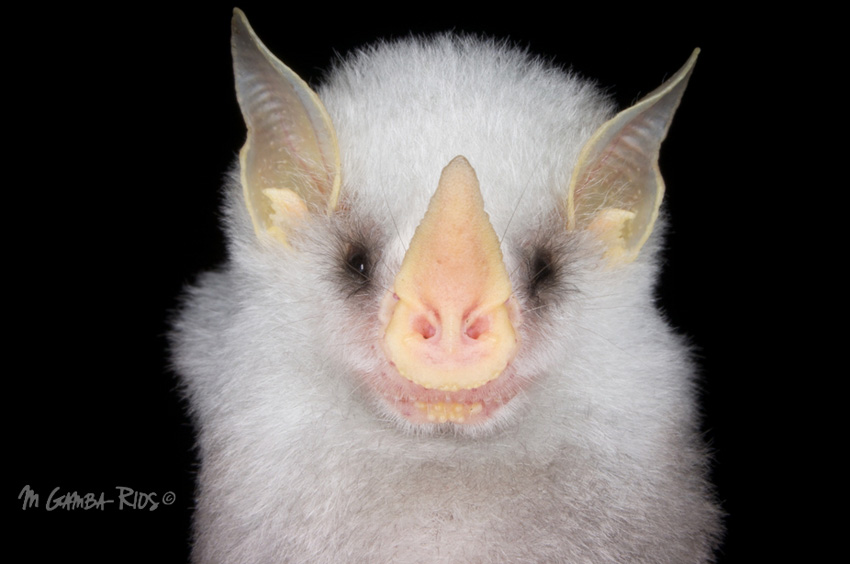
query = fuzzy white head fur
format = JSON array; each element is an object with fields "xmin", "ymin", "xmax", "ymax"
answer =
[{"xmin": 172, "ymin": 11, "xmax": 722, "ymax": 563}]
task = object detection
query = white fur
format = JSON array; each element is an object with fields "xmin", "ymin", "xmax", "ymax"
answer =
[{"xmin": 172, "ymin": 35, "xmax": 722, "ymax": 563}]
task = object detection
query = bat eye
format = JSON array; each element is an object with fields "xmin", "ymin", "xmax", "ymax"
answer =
[
  {"xmin": 528, "ymin": 248, "xmax": 556, "ymax": 298},
  {"xmin": 344, "ymin": 245, "xmax": 372, "ymax": 284}
]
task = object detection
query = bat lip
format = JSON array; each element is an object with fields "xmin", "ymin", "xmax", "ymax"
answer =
[{"xmin": 372, "ymin": 364, "xmax": 525, "ymax": 426}]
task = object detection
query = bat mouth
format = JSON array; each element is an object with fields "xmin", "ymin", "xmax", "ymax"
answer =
[{"xmin": 372, "ymin": 365, "xmax": 524, "ymax": 425}]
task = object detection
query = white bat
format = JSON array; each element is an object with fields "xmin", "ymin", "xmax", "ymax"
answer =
[{"xmin": 171, "ymin": 9, "xmax": 722, "ymax": 562}]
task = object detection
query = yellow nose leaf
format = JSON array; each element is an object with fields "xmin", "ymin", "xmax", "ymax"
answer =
[{"xmin": 382, "ymin": 156, "xmax": 518, "ymax": 391}]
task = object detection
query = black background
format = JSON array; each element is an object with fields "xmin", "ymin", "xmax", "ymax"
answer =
[{"xmin": 11, "ymin": 3, "xmax": 798, "ymax": 561}]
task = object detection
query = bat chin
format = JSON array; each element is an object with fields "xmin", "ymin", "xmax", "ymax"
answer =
[{"xmin": 371, "ymin": 364, "xmax": 526, "ymax": 429}]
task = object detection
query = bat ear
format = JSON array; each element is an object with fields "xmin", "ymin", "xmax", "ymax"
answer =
[
  {"xmin": 566, "ymin": 49, "xmax": 698, "ymax": 264},
  {"xmin": 231, "ymin": 9, "xmax": 341, "ymax": 245}
]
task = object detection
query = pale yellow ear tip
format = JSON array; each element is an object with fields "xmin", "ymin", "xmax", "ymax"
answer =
[
  {"xmin": 673, "ymin": 48, "xmax": 699, "ymax": 92},
  {"xmin": 689, "ymin": 47, "xmax": 700, "ymax": 65},
  {"xmin": 232, "ymin": 7, "xmax": 250, "ymax": 29},
  {"xmin": 231, "ymin": 9, "xmax": 254, "ymax": 46}
]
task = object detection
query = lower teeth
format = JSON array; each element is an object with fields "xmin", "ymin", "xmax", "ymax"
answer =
[{"xmin": 413, "ymin": 401, "xmax": 484, "ymax": 423}]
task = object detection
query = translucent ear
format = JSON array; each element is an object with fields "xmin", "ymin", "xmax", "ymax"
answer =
[
  {"xmin": 567, "ymin": 49, "xmax": 699, "ymax": 263},
  {"xmin": 231, "ymin": 9, "xmax": 341, "ymax": 244}
]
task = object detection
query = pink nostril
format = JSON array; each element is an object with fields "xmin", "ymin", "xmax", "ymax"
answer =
[
  {"xmin": 413, "ymin": 316, "xmax": 436, "ymax": 339},
  {"xmin": 410, "ymin": 312, "xmax": 492, "ymax": 341},
  {"xmin": 465, "ymin": 316, "xmax": 489, "ymax": 340}
]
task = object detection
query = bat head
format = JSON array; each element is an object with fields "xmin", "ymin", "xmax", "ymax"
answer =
[
  {"xmin": 224, "ymin": 9, "xmax": 697, "ymax": 434},
  {"xmin": 169, "ymin": 10, "xmax": 722, "ymax": 563}
]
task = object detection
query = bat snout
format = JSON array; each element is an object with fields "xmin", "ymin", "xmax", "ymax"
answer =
[{"xmin": 378, "ymin": 157, "xmax": 521, "ymax": 417}]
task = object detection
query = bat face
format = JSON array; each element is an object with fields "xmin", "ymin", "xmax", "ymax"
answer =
[{"xmin": 171, "ymin": 10, "xmax": 722, "ymax": 563}]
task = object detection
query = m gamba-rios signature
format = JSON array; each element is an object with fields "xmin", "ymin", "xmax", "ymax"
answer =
[{"xmin": 18, "ymin": 485, "xmax": 175, "ymax": 511}]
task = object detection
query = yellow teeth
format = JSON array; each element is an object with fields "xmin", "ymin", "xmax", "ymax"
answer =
[{"xmin": 413, "ymin": 401, "xmax": 484, "ymax": 423}]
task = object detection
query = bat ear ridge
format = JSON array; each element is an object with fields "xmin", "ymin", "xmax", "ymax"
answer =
[
  {"xmin": 566, "ymin": 49, "xmax": 699, "ymax": 264},
  {"xmin": 231, "ymin": 8, "xmax": 341, "ymax": 246}
]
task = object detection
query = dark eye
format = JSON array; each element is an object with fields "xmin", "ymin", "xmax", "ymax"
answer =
[
  {"xmin": 334, "ymin": 227, "xmax": 383, "ymax": 300},
  {"xmin": 528, "ymin": 248, "xmax": 556, "ymax": 299},
  {"xmin": 344, "ymin": 245, "xmax": 372, "ymax": 285}
]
